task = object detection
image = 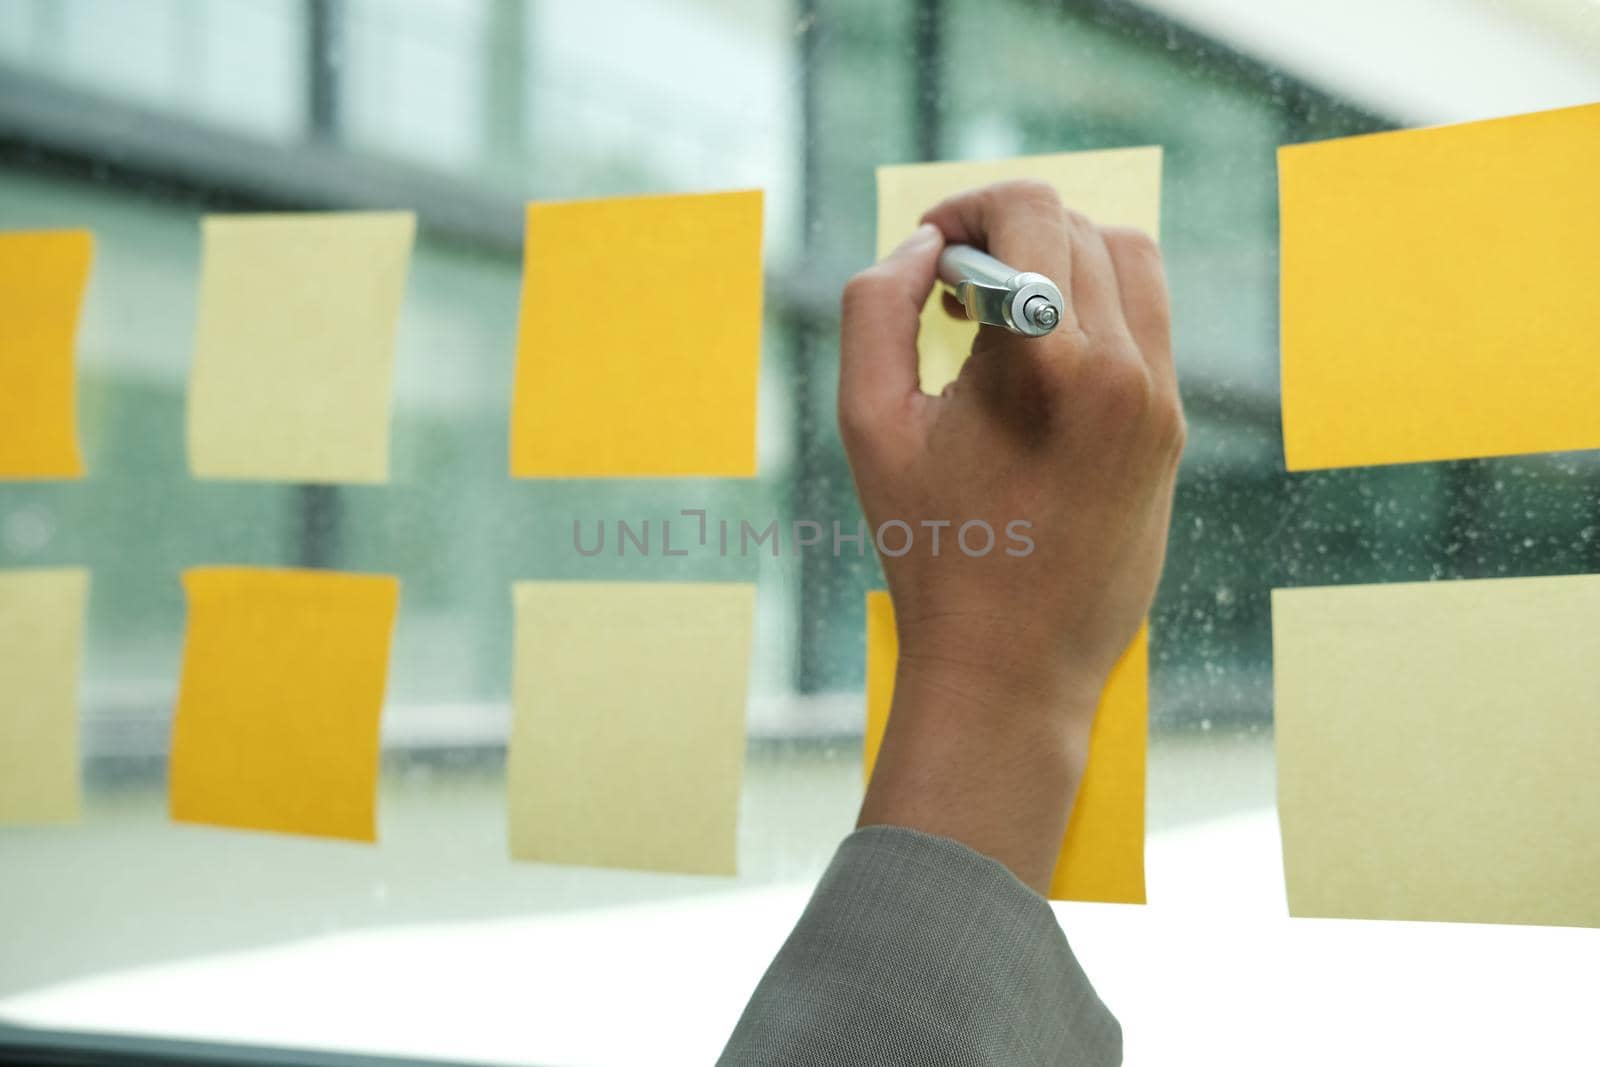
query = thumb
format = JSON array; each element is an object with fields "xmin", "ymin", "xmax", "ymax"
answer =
[{"xmin": 838, "ymin": 223, "xmax": 943, "ymax": 429}]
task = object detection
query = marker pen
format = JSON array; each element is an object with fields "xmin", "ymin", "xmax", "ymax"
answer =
[{"xmin": 938, "ymin": 244, "xmax": 1064, "ymax": 337}]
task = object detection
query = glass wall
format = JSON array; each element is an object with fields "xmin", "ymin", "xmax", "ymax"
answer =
[{"xmin": 2, "ymin": 1, "xmax": 1597, "ymax": 1064}]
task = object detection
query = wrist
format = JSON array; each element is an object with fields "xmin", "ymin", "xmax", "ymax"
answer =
[
  {"xmin": 860, "ymin": 657, "xmax": 1093, "ymax": 894},
  {"xmin": 894, "ymin": 616, "xmax": 1106, "ymax": 732}
]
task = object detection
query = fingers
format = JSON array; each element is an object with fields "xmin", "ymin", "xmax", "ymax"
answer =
[
  {"xmin": 1101, "ymin": 226, "xmax": 1175, "ymax": 390},
  {"xmin": 919, "ymin": 180, "xmax": 1129, "ymax": 344},
  {"xmin": 1062, "ymin": 210, "xmax": 1131, "ymax": 344},
  {"xmin": 838, "ymin": 222, "xmax": 943, "ymax": 434}
]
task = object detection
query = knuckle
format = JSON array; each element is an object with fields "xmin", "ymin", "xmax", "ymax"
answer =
[
  {"xmin": 1104, "ymin": 225, "xmax": 1161, "ymax": 260},
  {"xmin": 1087, "ymin": 353, "xmax": 1156, "ymax": 420},
  {"xmin": 1048, "ymin": 320, "xmax": 1093, "ymax": 357},
  {"xmin": 1158, "ymin": 399, "xmax": 1189, "ymax": 457},
  {"xmin": 836, "ymin": 392, "xmax": 873, "ymax": 442},
  {"xmin": 996, "ymin": 179, "xmax": 1062, "ymax": 212},
  {"xmin": 841, "ymin": 269, "xmax": 890, "ymax": 312},
  {"xmin": 1137, "ymin": 300, "xmax": 1175, "ymax": 342},
  {"xmin": 1063, "ymin": 208, "xmax": 1096, "ymax": 235}
]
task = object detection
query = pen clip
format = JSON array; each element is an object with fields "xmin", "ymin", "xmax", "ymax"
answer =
[{"xmin": 947, "ymin": 279, "xmax": 1013, "ymax": 328}]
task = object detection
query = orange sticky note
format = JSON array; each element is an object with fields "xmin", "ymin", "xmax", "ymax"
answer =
[
  {"xmin": 1280, "ymin": 103, "xmax": 1600, "ymax": 471},
  {"xmin": 0, "ymin": 230, "xmax": 92, "ymax": 479},
  {"xmin": 169, "ymin": 567, "xmax": 399, "ymax": 842},
  {"xmin": 509, "ymin": 190, "xmax": 763, "ymax": 478},
  {"xmin": 864, "ymin": 591, "xmax": 1148, "ymax": 903}
]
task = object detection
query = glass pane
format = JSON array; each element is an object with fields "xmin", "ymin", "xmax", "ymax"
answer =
[{"xmin": 2, "ymin": 1, "xmax": 1597, "ymax": 1064}]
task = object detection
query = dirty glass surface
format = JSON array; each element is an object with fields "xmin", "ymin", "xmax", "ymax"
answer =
[{"xmin": 2, "ymin": 1, "xmax": 1597, "ymax": 1064}]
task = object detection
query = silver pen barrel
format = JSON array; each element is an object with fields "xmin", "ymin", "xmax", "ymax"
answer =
[{"xmin": 937, "ymin": 244, "xmax": 1063, "ymax": 337}]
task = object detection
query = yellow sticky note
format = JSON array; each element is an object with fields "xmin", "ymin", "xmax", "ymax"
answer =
[
  {"xmin": 864, "ymin": 591, "xmax": 1148, "ymax": 903},
  {"xmin": 0, "ymin": 230, "xmax": 92, "ymax": 479},
  {"xmin": 169, "ymin": 567, "xmax": 399, "ymax": 842},
  {"xmin": 509, "ymin": 190, "xmax": 763, "ymax": 478},
  {"xmin": 188, "ymin": 212, "xmax": 415, "ymax": 483},
  {"xmin": 1280, "ymin": 103, "xmax": 1600, "ymax": 470},
  {"xmin": 863, "ymin": 590, "xmax": 898, "ymax": 779},
  {"xmin": 1273, "ymin": 576, "xmax": 1600, "ymax": 927},
  {"xmin": 509, "ymin": 582, "xmax": 754, "ymax": 876},
  {"xmin": 877, "ymin": 147, "xmax": 1163, "ymax": 394},
  {"xmin": 0, "ymin": 568, "xmax": 88, "ymax": 823}
]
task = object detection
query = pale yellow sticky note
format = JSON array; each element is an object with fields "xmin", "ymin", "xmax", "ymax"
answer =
[
  {"xmin": 864, "ymin": 591, "xmax": 1148, "ymax": 903},
  {"xmin": 0, "ymin": 568, "xmax": 88, "ymax": 823},
  {"xmin": 508, "ymin": 581, "xmax": 754, "ymax": 876},
  {"xmin": 0, "ymin": 231, "xmax": 92, "ymax": 479},
  {"xmin": 509, "ymin": 190, "xmax": 763, "ymax": 478},
  {"xmin": 187, "ymin": 212, "xmax": 415, "ymax": 483},
  {"xmin": 877, "ymin": 147, "xmax": 1163, "ymax": 394},
  {"xmin": 1273, "ymin": 575, "xmax": 1600, "ymax": 927},
  {"xmin": 1280, "ymin": 103, "xmax": 1600, "ymax": 470},
  {"xmin": 169, "ymin": 567, "xmax": 400, "ymax": 841}
]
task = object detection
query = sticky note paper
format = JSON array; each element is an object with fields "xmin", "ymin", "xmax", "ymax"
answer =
[
  {"xmin": 877, "ymin": 147, "xmax": 1163, "ymax": 394},
  {"xmin": 508, "ymin": 581, "xmax": 755, "ymax": 876},
  {"xmin": 1280, "ymin": 103, "xmax": 1600, "ymax": 470},
  {"xmin": 187, "ymin": 212, "xmax": 415, "ymax": 483},
  {"xmin": 864, "ymin": 591, "xmax": 1148, "ymax": 903},
  {"xmin": 0, "ymin": 568, "xmax": 88, "ymax": 823},
  {"xmin": 0, "ymin": 230, "xmax": 92, "ymax": 479},
  {"xmin": 1273, "ymin": 575, "xmax": 1600, "ymax": 927},
  {"xmin": 169, "ymin": 567, "xmax": 399, "ymax": 841},
  {"xmin": 509, "ymin": 190, "xmax": 763, "ymax": 478}
]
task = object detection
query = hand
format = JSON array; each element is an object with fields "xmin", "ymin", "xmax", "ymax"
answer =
[{"xmin": 840, "ymin": 180, "xmax": 1184, "ymax": 892}]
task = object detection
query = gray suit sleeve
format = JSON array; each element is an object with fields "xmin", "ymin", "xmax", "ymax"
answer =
[{"xmin": 718, "ymin": 825, "xmax": 1121, "ymax": 1066}]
